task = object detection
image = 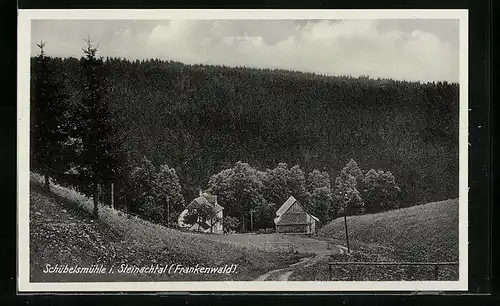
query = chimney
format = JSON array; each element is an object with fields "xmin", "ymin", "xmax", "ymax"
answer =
[{"xmin": 199, "ymin": 189, "xmax": 203, "ymax": 197}]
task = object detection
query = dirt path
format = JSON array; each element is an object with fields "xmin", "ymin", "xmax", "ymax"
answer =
[
  {"xmin": 255, "ymin": 244, "xmax": 344, "ymax": 281},
  {"xmin": 254, "ymin": 256, "xmax": 316, "ymax": 281}
]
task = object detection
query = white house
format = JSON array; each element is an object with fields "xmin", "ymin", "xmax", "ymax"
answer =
[{"xmin": 178, "ymin": 190, "xmax": 224, "ymax": 234}]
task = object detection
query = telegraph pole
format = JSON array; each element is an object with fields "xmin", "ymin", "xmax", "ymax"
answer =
[
  {"xmin": 250, "ymin": 210, "xmax": 254, "ymax": 232},
  {"xmin": 343, "ymin": 193, "xmax": 350, "ymax": 253}
]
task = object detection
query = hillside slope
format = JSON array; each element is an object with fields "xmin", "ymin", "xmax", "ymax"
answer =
[
  {"xmin": 32, "ymin": 56, "xmax": 460, "ymax": 207},
  {"xmin": 29, "ymin": 174, "xmax": 303, "ymax": 282},
  {"xmin": 288, "ymin": 200, "xmax": 459, "ymax": 281},
  {"xmin": 317, "ymin": 199, "xmax": 459, "ymax": 262}
]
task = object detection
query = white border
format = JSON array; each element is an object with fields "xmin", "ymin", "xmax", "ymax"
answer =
[{"xmin": 17, "ymin": 9, "xmax": 469, "ymax": 292}]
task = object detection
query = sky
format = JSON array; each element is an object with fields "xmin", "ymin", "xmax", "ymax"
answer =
[{"xmin": 31, "ymin": 19, "xmax": 460, "ymax": 83}]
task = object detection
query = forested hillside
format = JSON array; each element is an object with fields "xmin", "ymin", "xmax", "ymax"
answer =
[{"xmin": 30, "ymin": 55, "xmax": 459, "ymax": 219}]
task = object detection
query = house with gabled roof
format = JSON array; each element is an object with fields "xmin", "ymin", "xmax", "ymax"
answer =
[
  {"xmin": 274, "ymin": 195, "xmax": 319, "ymax": 235},
  {"xmin": 178, "ymin": 190, "xmax": 224, "ymax": 234}
]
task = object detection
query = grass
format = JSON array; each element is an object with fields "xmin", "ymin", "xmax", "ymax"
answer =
[
  {"xmin": 289, "ymin": 199, "xmax": 459, "ymax": 281},
  {"xmin": 199, "ymin": 232, "xmax": 339, "ymax": 255},
  {"xmin": 29, "ymin": 173, "xmax": 304, "ymax": 282}
]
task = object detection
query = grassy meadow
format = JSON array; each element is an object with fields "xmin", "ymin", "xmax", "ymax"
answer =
[{"xmin": 289, "ymin": 199, "xmax": 459, "ymax": 281}]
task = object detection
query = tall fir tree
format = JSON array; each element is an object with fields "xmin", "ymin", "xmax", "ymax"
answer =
[
  {"xmin": 31, "ymin": 41, "xmax": 68, "ymax": 190},
  {"xmin": 79, "ymin": 37, "xmax": 114, "ymax": 218}
]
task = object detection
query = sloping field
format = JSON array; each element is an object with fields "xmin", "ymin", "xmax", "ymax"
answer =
[
  {"xmin": 200, "ymin": 233, "xmax": 340, "ymax": 256},
  {"xmin": 318, "ymin": 199, "xmax": 459, "ymax": 262},
  {"xmin": 289, "ymin": 199, "xmax": 459, "ymax": 281},
  {"xmin": 28, "ymin": 173, "xmax": 304, "ymax": 282}
]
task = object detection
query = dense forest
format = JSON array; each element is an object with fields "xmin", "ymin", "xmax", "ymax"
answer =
[{"xmin": 30, "ymin": 48, "xmax": 459, "ymax": 230}]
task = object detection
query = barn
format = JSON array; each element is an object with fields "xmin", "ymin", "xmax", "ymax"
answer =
[
  {"xmin": 274, "ymin": 195, "xmax": 319, "ymax": 234},
  {"xmin": 178, "ymin": 190, "xmax": 224, "ymax": 234}
]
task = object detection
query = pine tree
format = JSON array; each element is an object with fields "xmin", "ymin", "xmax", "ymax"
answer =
[
  {"xmin": 79, "ymin": 37, "xmax": 113, "ymax": 218},
  {"xmin": 31, "ymin": 54, "xmax": 458, "ymax": 212},
  {"xmin": 31, "ymin": 41, "xmax": 68, "ymax": 190}
]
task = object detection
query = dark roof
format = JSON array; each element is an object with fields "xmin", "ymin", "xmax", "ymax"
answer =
[
  {"xmin": 188, "ymin": 222, "xmax": 211, "ymax": 231},
  {"xmin": 198, "ymin": 222, "xmax": 211, "ymax": 230},
  {"xmin": 186, "ymin": 194, "xmax": 224, "ymax": 213}
]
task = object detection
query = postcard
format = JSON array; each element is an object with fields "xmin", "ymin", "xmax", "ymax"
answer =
[{"xmin": 17, "ymin": 9, "xmax": 468, "ymax": 292}]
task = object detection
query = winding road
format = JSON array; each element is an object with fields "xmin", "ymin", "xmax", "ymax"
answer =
[
  {"xmin": 201, "ymin": 232, "xmax": 347, "ymax": 281},
  {"xmin": 254, "ymin": 243, "xmax": 345, "ymax": 281}
]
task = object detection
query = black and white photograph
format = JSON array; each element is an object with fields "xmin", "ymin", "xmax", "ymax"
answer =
[{"xmin": 17, "ymin": 9, "xmax": 468, "ymax": 292}]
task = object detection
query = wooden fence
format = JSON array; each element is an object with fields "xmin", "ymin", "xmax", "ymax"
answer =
[{"xmin": 328, "ymin": 261, "xmax": 459, "ymax": 281}]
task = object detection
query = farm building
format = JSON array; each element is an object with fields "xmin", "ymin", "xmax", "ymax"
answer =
[
  {"xmin": 178, "ymin": 190, "xmax": 224, "ymax": 234},
  {"xmin": 274, "ymin": 196, "xmax": 319, "ymax": 234}
]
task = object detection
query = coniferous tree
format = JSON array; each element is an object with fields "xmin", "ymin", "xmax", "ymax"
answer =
[
  {"xmin": 31, "ymin": 41, "xmax": 68, "ymax": 190},
  {"xmin": 30, "ymin": 55, "xmax": 459, "ymax": 210},
  {"xmin": 79, "ymin": 37, "xmax": 113, "ymax": 218}
]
